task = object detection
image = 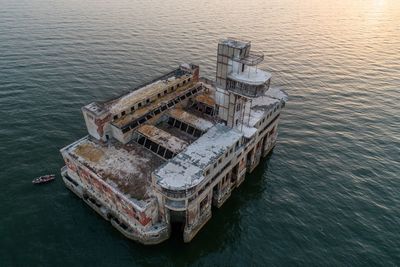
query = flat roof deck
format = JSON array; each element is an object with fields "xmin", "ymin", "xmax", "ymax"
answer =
[
  {"xmin": 236, "ymin": 123, "xmax": 257, "ymax": 139},
  {"xmin": 243, "ymin": 92, "xmax": 281, "ymax": 127},
  {"xmin": 219, "ymin": 38, "xmax": 250, "ymax": 49},
  {"xmin": 137, "ymin": 125, "xmax": 188, "ymax": 154},
  {"xmin": 155, "ymin": 121, "xmax": 198, "ymax": 143},
  {"xmin": 167, "ymin": 108, "xmax": 214, "ymax": 132},
  {"xmin": 67, "ymin": 137, "xmax": 165, "ymax": 200},
  {"xmin": 154, "ymin": 124, "xmax": 243, "ymax": 190}
]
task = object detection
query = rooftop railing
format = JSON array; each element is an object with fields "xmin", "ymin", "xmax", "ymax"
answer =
[
  {"xmin": 227, "ymin": 81, "xmax": 268, "ymax": 98},
  {"xmin": 235, "ymin": 51, "xmax": 264, "ymax": 66}
]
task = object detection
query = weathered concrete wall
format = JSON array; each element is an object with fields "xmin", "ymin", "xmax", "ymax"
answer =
[
  {"xmin": 61, "ymin": 153, "xmax": 157, "ymax": 230},
  {"xmin": 183, "ymin": 191, "xmax": 212, "ymax": 243},
  {"xmin": 110, "ymin": 124, "xmax": 132, "ymax": 144},
  {"xmin": 82, "ymin": 65, "xmax": 200, "ymax": 143},
  {"xmin": 82, "ymin": 109, "xmax": 112, "ymax": 142}
]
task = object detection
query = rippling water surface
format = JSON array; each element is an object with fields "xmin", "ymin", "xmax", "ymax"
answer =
[{"xmin": 1, "ymin": 0, "xmax": 399, "ymax": 266}]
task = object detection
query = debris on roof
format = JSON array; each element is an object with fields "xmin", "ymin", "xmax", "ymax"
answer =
[
  {"xmin": 68, "ymin": 137, "xmax": 165, "ymax": 200},
  {"xmin": 195, "ymin": 93, "xmax": 216, "ymax": 107},
  {"xmin": 167, "ymin": 108, "xmax": 214, "ymax": 132},
  {"xmin": 154, "ymin": 124, "xmax": 243, "ymax": 190},
  {"xmin": 137, "ymin": 125, "xmax": 188, "ymax": 154}
]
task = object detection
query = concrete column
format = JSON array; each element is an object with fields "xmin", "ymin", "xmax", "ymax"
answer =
[{"xmin": 183, "ymin": 192, "xmax": 212, "ymax": 242}]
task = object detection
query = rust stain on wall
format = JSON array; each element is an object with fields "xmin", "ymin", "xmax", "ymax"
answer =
[{"xmin": 95, "ymin": 114, "xmax": 111, "ymax": 137}]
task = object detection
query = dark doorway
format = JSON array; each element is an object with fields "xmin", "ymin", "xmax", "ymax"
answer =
[{"xmin": 169, "ymin": 210, "xmax": 185, "ymax": 242}]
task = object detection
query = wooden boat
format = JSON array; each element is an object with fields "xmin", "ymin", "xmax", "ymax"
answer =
[{"xmin": 32, "ymin": 174, "xmax": 55, "ymax": 184}]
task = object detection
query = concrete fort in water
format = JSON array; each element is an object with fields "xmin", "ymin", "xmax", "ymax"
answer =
[{"xmin": 60, "ymin": 39, "xmax": 288, "ymax": 244}]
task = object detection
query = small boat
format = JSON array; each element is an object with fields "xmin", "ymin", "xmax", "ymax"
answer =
[{"xmin": 32, "ymin": 174, "xmax": 56, "ymax": 184}]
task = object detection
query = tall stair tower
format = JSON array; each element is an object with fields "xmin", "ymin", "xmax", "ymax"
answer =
[{"xmin": 215, "ymin": 39, "xmax": 272, "ymax": 128}]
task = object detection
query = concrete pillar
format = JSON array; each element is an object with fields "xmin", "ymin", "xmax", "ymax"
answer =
[{"xmin": 183, "ymin": 191, "xmax": 212, "ymax": 242}]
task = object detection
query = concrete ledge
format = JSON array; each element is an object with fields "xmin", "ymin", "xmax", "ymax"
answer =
[
  {"xmin": 61, "ymin": 169, "xmax": 170, "ymax": 245},
  {"xmin": 61, "ymin": 170, "xmax": 84, "ymax": 198},
  {"xmin": 62, "ymin": 139, "xmax": 277, "ymax": 245},
  {"xmin": 111, "ymin": 218, "xmax": 170, "ymax": 245},
  {"xmin": 82, "ymin": 193, "xmax": 111, "ymax": 221}
]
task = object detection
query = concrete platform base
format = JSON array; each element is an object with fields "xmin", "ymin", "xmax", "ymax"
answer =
[{"xmin": 61, "ymin": 167, "xmax": 170, "ymax": 245}]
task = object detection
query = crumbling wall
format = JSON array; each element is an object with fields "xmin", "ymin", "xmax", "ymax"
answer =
[
  {"xmin": 62, "ymin": 154, "xmax": 155, "ymax": 229},
  {"xmin": 82, "ymin": 108, "xmax": 111, "ymax": 142}
]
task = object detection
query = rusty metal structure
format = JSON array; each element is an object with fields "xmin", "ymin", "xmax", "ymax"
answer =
[{"xmin": 60, "ymin": 39, "xmax": 288, "ymax": 244}]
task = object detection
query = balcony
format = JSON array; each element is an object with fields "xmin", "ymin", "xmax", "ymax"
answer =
[
  {"xmin": 228, "ymin": 66, "xmax": 271, "ymax": 86},
  {"xmin": 226, "ymin": 78, "xmax": 271, "ymax": 97},
  {"xmin": 235, "ymin": 51, "xmax": 264, "ymax": 66}
]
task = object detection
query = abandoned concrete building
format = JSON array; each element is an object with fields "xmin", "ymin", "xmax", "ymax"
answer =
[{"xmin": 60, "ymin": 39, "xmax": 288, "ymax": 244}]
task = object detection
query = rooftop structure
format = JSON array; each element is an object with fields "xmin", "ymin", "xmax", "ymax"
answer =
[
  {"xmin": 136, "ymin": 125, "xmax": 188, "ymax": 154},
  {"xmin": 154, "ymin": 124, "xmax": 242, "ymax": 190},
  {"xmin": 60, "ymin": 38, "xmax": 288, "ymax": 245},
  {"xmin": 166, "ymin": 108, "xmax": 214, "ymax": 132}
]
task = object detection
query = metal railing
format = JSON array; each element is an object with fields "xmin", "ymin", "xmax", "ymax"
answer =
[{"xmin": 236, "ymin": 51, "xmax": 264, "ymax": 66}]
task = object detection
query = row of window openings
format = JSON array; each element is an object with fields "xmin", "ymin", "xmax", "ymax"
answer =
[
  {"xmin": 255, "ymin": 104, "xmax": 280, "ymax": 128},
  {"xmin": 170, "ymin": 157, "xmax": 234, "ymax": 203},
  {"xmin": 191, "ymin": 164, "xmax": 227, "ymax": 202},
  {"xmin": 120, "ymin": 85, "xmax": 202, "ymax": 133},
  {"xmin": 226, "ymin": 79, "xmax": 266, "ymax": 90},
  {"xmin": 201, "ymin": 171, "xmax": 229, "ymax": 197},
  {"xmin": 166, "ymin": 158, "xmax": 236, "ymax": 203},
  {"xmin": 135, "ymin": 134, "xmax": 176, "ymax": 160},
  {"xmin": 259, "ymin": 115, "xmax": 279, "ymax": 138},
  {"xmin": 210, "ymin": 160, "xmax": 232, "ymax": 185},
  {"xmin": 78, "ymin": 173, "xmax": 143, "ymax": 222},
  {"xmin": 189, "ymin": 153, "xmax": 236, "ymax": 201},
  {"xmin": 113, "ymin": 78, "xmax": 192, "ymax": 121},
  {"xmin": 204, "ymin": 142, "xmax": 239, "ymax": 177},
  {"xmin": 193, "ymin": 103, "xmax": 215, "ymax": 116},
  {"xmin": 167, "ymin": 117, "xmax": 204, "ymax": 138},
  {"xmin": 198, "ymin": 164, "xmax": 230, "ymax": 197}
]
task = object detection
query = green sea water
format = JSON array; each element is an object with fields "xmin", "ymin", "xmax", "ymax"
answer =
[{"xmin": 1, "ymin": 0, "xmax": 399, "ymax": 266}]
